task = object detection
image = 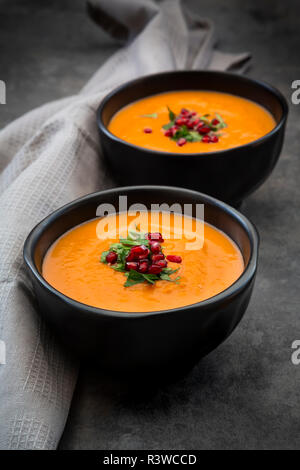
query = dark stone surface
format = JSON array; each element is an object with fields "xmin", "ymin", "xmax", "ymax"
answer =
[{"xmin": 1, "ymin": 0, "xmax": 300, "ymax": 450}]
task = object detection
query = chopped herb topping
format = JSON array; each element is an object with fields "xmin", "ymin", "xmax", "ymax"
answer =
[
  {"xmin": 162, "ymin": 107, "xmax": 227, "ymax": 146},
  {"xmin": 101, "ymin": 229, "xmax": 181, "ymax": 287}
]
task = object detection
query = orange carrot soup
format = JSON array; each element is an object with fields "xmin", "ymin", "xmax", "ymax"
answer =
[
  {"xmin": 42, "ymin": 212, "xmax": 244, "ymax": 313},
  {"xmin": 108, "ymin": 90, "xmax": 276, "ymax": 153}
]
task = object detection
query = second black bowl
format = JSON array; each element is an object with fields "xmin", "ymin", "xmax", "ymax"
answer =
[{"xmin": 97, "ymin": 71, "xmax": 288, "ymax": 206}]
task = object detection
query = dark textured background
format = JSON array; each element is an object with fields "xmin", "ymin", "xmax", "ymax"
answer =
[{"xmin": 0, "ymin": 0, "xmax": 299, "ymax": 450}]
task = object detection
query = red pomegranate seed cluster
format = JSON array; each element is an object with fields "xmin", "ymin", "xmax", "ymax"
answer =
[
  {"xmin": 163, "ymin": 107, "xmax": 226, "ymax": 146},
  {"xmin": 102, "ymin": 229, "xmax": 182, "ymax": 286},
  {"xmin": 105, "ymin": 232, "xmax": 182, "ymax": 275}
]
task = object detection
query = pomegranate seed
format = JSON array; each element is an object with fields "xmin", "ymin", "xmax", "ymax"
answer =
[
  {"xmin": 138, "ymin": 261, "xmax": 149, "ymax": 273},
  {"xmin": 149, "ymin": 241, "xmax": 161, "ymax": 254},
  {"xmin": 166, "ymin": 255, "xmax": 182, "ymax": 263},
  {"xmin": 190, "ymin": 111, "xmax": 197, "ymax": 116},
  {"xmin": 152, "ymin": 253, "xmax": 165, "ymax": 262},
  {"xmin": 202, "ymin": 135, "xmax": 211, "ymax": 143},
  {"xmin": 175, "ymin": 118, "xmax": 188, "ymax": 126},
  {"xmin": 148, "ymin": 264, "xmax": 163, "ymax": 274},
  {"xmin": 211, "ymin": 118, "xmax": 220, "ymax": 126},
  {"xmin": 141, "ymin": 246, "xmax": 150, "ymax": 256},
  {"xmin": 125, "ymin": 261, "xmax": 139, "ymax": 271},
  {"xmin": 164, "ymin": 129, "xmax": 172, "ymax": 137},
  {"xmin": 177, "ymin": 138, "xmax": 187, "ymax": 147},
  {"xmin": 197, "ymin": 121, "xmax": 205, "ymax": 130},
  {"xmin": 187, "ymin": 120, "xmax": 195, "ymax": 129},
  {"xmin": 130, "ymin": 245, "xmax": 149, "ymax": 259},
  {"xmin": 192, "ymin": 118, "xmax": 199, "ymax": 127},
  {"xmin": 106, "ymin": 251, "xmax": 118, "ymax": 264},
  {"xmin": 144, "ymin": 128, "xmax": 152, "ymax": 133},
  {"xmin": 198, "ymin": 126, "xmax": 211, "ymax": 135},
  {"xmin": 170, "ymin": 126, "xmax": 178, "ymax": 137},
  {"xmin": 181, "ymin": 108, "xmax": 189, "ymax": 115},
  {"xmin": 126, "ymin": 251, "xmax": 135, "ymax": 262},
  {"xmin": 210, "ymin": 135, "xmax": 219, "ymax": 143},
  {"xmin": 147, "ymin": 233, "xmax": 164, "ymax": 242},
  {"xmin": 137, "ymin": 254, "xmax": 149, "ymax": 261},
  {"xmin": 156, "ymin": 259, "xmax": 167, "ymax": 268}
]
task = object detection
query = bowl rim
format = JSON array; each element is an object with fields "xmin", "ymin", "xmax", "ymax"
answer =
[
  {"xmin": 97, "ymin": 70, "xmax": 288, "ymax": 158},
  {"xmin": 23, "ymin": 185, "xmax": 259, "ymax": 319}
]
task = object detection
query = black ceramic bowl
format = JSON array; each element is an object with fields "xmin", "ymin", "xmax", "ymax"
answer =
[
  {"xmin": 24, "ymin": 186, "xmax": 258, "ymax": 379},
  {"xmin": 97, "ymin": 71, "xmax": 288, "ymax": 206}
]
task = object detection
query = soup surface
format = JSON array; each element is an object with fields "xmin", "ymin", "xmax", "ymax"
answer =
[
  {"xmin": 108, "ymin": 90, "xmax": 276, "ymax": 153},
  {"xmin": 42, "ymin": 213, "xmax": 244, "ymax": 312}
]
